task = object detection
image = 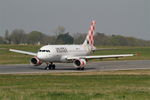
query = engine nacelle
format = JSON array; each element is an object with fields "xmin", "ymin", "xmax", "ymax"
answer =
[
  {"xmin": 30, "ymin": 57, "xmax": 42, "ymax": 66},
  {"xmin": 73, "ymin": 59, "xmax": 86, "ymax": 68}
]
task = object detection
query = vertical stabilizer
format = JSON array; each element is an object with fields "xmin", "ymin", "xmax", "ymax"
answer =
[{"xmin": 83, "ymin": 20, "xmax": 96, "ymax": 50}]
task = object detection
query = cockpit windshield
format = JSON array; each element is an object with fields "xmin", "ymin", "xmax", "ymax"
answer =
[{"xmin": 39, "ymin": 50, "xmax": 50, "ymax": 52}]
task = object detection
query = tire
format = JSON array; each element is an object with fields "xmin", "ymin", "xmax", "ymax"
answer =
[
  {"xmin": 77, "ymin": 68, "xmax": 81, "ymax": 70},
  {"xmin": 45, "ymin": 66, "xmax": 49, "ymax": 70},
  {"xmin": 81, "ymin": 67, "xmax": 84, "ymax": 70},
  {"xmin": 52, "ymin": 65, "xmax": 55, "ymax": 70},
  {"xmin": 48, "ymin": 65, "xmax": 52, "ymax": 70}
]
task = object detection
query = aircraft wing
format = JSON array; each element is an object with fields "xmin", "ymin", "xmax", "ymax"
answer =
[
  {"xmin": 92, "ymin": 48, "xmax": 118, "ymax": 51},
  {"xmin": 9, "ymin": 49, "xmax": 37, "ymax": 56},
  {"xmin": 67, "ymin": 54, "xmax": 134, "ymax": 60}
]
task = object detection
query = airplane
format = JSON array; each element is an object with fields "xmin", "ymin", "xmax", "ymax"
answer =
[{"xmin": 9, "ymin": 21, "xmax": 135, "ymax": 70}]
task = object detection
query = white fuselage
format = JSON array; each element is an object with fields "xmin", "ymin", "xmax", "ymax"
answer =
[
  {"xmin": 37, "ymin": 45, "xmax": 91, "ymax": 63},
  {"xmin": 9, "ymin": 21, "xmax": 134, "ymax": 69}
]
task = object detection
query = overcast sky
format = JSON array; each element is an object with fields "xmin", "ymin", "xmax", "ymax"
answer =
[{"xmin": 0, "ymin": 0, "xmax": 150, "ymax": 40}]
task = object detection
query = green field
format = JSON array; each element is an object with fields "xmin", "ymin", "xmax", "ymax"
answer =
[
  {"xmin": 0, "ymin": 44, "xmax": 150, "ymax": 64},
  {"xmin": 0, "ymin": 45, "xmax": 150, "ymax": 100},
  {"xmin": 0, "ymin": 70, "xmax": 150, "ymax": 100},
  {"xmin": 0, "ymin": 45, "xmax": 41, "ymax": 64}
]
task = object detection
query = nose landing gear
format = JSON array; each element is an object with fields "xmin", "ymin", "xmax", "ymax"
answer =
[{"xmin": 45, "ymin": 62, "xmax": 56, "ymax": 70}]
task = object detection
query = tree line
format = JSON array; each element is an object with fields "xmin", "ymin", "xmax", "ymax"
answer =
[{"xmin": 0, "ymin": 28, "xmax": 150, "ymax": 46}]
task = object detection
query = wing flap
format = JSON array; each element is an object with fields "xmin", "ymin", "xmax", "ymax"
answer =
[{"xmin": 9, "ymin": 49, "xmax": 37, "ymax": 56}]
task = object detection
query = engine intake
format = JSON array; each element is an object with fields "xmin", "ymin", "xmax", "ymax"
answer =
[
  {"xmin": 30, "ymin": 57, "xmax": 42, "ymax": 66},
  {"xmin": 73, "ymin": 59, "xmax": 86, "ymax": 68}
]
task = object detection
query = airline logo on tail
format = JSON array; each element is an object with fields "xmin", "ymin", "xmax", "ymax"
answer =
[
  {"xmin": 83, "ymin": 20, "xmax": 96, "ymax": 50},
  {"xmin": 88, "ymin": 21, "xmax": 96, "ymax": 47}
]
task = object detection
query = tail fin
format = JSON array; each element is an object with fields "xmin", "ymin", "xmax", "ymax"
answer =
[{"xmin": 83, "ymin": 20, "xmax": 96, "ymax": 50}]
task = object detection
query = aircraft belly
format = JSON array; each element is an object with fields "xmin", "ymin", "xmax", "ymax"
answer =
[{"xmin": 49, "ymin": 55, "xmax": 61, "ymax": 62}]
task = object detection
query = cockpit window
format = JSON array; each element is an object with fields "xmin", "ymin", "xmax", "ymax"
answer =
[{"xmin": 39, "ymin": 50, "xmax": 50, "ymax": 52}]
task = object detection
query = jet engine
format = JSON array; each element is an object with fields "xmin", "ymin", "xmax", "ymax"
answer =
[
  {"xmin": 30, "ymin": 57, "xmax": 42, "ymax": 66},
  {"xmin": 73, "ymin": 59, "xmax": 86, "ymax": 68}
]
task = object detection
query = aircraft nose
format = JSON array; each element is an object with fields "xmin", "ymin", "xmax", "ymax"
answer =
[
  {"xmin": 37, "ymin": 52, "xmax": 52, "ymax": 61},
  {"xmin": 37, "ymin": 53, "xmax": 46, "ymax": 60}
]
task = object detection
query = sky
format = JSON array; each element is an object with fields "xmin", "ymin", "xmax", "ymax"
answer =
[{"xmin": 0, "ymin": 0, "xmax": 150, "ymax": 40}]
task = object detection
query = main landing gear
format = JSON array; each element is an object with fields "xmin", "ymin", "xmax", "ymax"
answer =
[
  {"xmin": 45, "ymin": 62, "xmax": 56, "ymax": 70},
  {"xmin": 77, "ymin": 67, "xmax": 85, "ymax": 70}
]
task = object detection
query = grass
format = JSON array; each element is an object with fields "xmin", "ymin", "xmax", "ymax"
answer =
[
  {"xmin": 0, "ymin": 44, "xmax": 150, "ymax": 99},
  {"xmin": 0, "ymin": 44, "xmax": 150, "ymax": 64},
  {"xmin": 93, "ymin": 46, "xmax": 150, "ymax": 60},
  {"xmin": 0, "ymin": 44, "xmax": 41, "ymax": 64},
  {"xmin": 0, "ymin": 70, "xmax": 150, "ymax": 100}
]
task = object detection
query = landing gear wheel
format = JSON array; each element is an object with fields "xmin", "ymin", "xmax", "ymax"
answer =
[
  {"xmin": 81, "ymin": 67, "xmax": 84, "ymax": 70},
  {"xmin": 77, "ymin": 67, "xmax": 85, "ymax": 70},
  {"xmin": 45, "ymin": 63, "xmax": 56, "ymax": 70},
  {"xmin": 45, "ymin": 66, "xmax": 49, "ymax": 70},
  {"xmin": 77, "ymin": 68, "xmax": 81, "ymax": 70},
  {"xmin": 48, "ymin": 65, "xmax": 52, "ymax": 70},
  {"xmin": 51, "ymin": 64, "xmax": 56, "ymax": 70}
]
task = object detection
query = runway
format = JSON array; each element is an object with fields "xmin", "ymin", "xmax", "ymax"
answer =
[{"xmin": 0, "ymin": 60, "xmax": 150, "ymax": 74}]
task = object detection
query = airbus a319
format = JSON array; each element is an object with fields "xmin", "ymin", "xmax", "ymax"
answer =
[{"xmin": 10, "ymin": 21, "xmax": 134, "ymax": 70}]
